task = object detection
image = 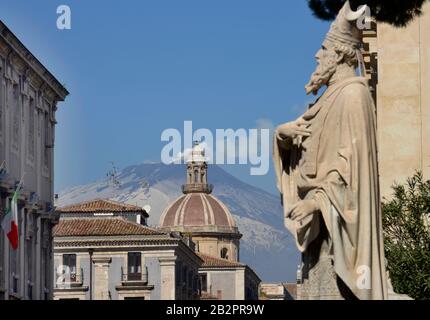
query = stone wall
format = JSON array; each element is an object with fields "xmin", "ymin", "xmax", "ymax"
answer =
[
  {"xmin": 53, "ymin": 241, "xmax": 201, "ymax": 300},
  {"xmin": 375, "ymin": 2, "xmax": 430, "ymax": 198},
  {"xmin": 206, "ymin": 270, "xmax": 236, "ymax": 300}
]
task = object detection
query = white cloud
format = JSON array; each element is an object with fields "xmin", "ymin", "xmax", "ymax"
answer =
[{"xmin": 255, "ymin": 118, "xmax": 275, "ymax": 131}]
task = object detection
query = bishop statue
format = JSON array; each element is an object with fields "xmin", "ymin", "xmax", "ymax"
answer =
[{"xmin": 273, "ymin": 1, "xmax": 388, "ymax": 300}]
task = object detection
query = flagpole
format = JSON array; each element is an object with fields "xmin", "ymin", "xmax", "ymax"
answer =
[
  {"xmin": 0, "ymin": 160, "xmax": 6, "ymax": 176},
  {"xmin": 16, "ymin": 172, "xmax": 26, "ymax": 190}
]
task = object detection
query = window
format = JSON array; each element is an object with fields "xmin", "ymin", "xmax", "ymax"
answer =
[
  {"xmin": 11, "ymin": 84, "xmax": 20, "ymax": 152},
  {"xmin": 127, "ymin": 252, "xmax": 141, "ymax": 280},
  {"xmin": 200, "ymin": 273, "xmax": 207, "ymax": 292},
  {"xmin": 43, "ymin": 112, "xmax": 49, "ymax": 168},
  {"xmin": 28, "ymin": 98, "xmax": 35, "ymax": 161},
  {"xmin": 0, "ymin": 72, "xmax": 3, "ymax": 137},
  {"xmin": 62, "ymin": 254, "xmax": 77, "ymax": 282},
  {"xmin": 182, "ymin": 266, "xmax": 187, "ymax": 285},
  {"xmin": 175, "ymin": 261, "xmax": 182, "ymax": 286},
  {"xmin": 220, "ymin": 248, "xmax": 229, "ymax": 259}
]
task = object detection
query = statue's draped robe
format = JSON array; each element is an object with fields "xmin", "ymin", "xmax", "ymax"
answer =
[{"xmin": 273, "ymin": 77, "xmax": 388, "ymax": 300}]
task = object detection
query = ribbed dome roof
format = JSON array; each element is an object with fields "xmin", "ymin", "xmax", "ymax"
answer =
[{"xmin": 159, "ymin": 193, "xmax": 238, "ymax": 233}]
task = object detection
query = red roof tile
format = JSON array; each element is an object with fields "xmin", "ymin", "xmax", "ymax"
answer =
[
  {"xmin": 57, "ymin": 199, "xmax": 148, "ymax": 216},
  {"xmin": 197, "ymin": 253, "xmax": 244, "ymax": 268},
  {"xmin": 53, "ymin": 217, "xmax": 163, "ymax": 237}
]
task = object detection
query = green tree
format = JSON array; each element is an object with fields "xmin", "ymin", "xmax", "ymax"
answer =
[
  {"xmin": 382, "ymin": 171, "xmax": 430, "ymax": 300},
  {"xmin": 307, "ymin": 0, "xmax": 429, "ymax": 27}
]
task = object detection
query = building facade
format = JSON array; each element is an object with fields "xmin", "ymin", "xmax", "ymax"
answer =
[
  {"xmin": 53, "ymin": 199, "xmax": 202, "ymax": 300},
  {"xmin": 197, "ymin": 253, "xmax": 260, "ymax": 300},
  {"xmin": 0, "ymin": 21, "xmax": 68, "ymax": 300},
  {"xmin": 362, "ymin": 3, "xmax": 430, "ymax": 198}
]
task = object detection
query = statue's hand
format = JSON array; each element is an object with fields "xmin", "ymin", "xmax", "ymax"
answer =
[
  {"xmin": 288, "ymin": 199, "xmax": 319, "ymax": 222},
  {"xmin": 276, "ymin": 118, "xmax": 311, "ymax": 141}
]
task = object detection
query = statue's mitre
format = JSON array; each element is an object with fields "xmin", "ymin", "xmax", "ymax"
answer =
[{"xmin": 325, "ymin": 1, "xmax": 368, "ymax": 48}]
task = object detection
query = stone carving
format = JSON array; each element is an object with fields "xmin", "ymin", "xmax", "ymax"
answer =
[{"xmin": 273, "ymin": 1, "xmax": 388, "ymax": 300}]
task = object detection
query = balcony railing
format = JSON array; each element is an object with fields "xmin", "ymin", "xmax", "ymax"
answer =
[
  {"xmin": 121, "ymin": 266, "xmax": 148, "ymax": 286},
  {"xmin": 182, "ymin": 184, "xmax": 213, "ymax": 194},
  {"xmin": 55, "ymin": 268, "xmax": 84, "ymax": 288}
]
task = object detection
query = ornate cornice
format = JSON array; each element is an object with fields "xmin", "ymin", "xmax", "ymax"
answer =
[
  {"xmin": 0, "ymin": 20, "xmax": 69, "ymax": 103},
  {"xmin": 53, "ymin": 236, "xmax": 182, "ymax": 249},
  {"xmin": 159, "ymin": 226, "xmax": 242, "ymax": 239}
]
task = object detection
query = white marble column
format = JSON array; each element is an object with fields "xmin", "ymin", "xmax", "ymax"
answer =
[
  {"xmin": 234, "ymin": 269, "xmax": 245, "ymax": 300},
  {"xmin": 159, "ymin": 257, "xmax": 177, "ymax": 300},
  {"xmin": 92, "ymin": 256, "xmax": 111, "ymax": 300}
]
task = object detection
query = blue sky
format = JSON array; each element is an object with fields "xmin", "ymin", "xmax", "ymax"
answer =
[{"xmin": 0, "ymin": 0, "xmax": 330, "ymax": 194}]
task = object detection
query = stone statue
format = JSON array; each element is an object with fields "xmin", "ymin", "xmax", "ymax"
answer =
[{"xmin": 273, "ymin": 1, "xmax": 388, "ymax": 300}]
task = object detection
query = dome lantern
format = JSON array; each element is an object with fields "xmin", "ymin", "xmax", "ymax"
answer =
[{"xmin": 182, "ymin": 141, "xmax": 213, "ymax": 194}]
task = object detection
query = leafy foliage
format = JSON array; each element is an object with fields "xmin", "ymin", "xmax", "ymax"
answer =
[
  {"xmin": 382, "ymin": 171, "xmax": 430, "ymax": 300},
  {"xmin": 307, "ymin": 0, "xmax": 429, "ymax": 27}
]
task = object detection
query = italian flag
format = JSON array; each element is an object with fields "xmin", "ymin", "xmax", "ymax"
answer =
[{"xmin": 1, "ymin": 182, "xmax": 21, "ymax": 250}]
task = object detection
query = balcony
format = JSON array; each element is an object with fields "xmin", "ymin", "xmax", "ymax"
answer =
[
  {"xmin": 55, "ymin": 268, "xmax": 84, "ymax": 288},
  {"xmin": 120, "ymin": 266, "xmax": 148, "ymax": 286}
]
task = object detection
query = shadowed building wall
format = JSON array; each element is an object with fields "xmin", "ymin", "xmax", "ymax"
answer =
[{"xmin": 364, "ymin": 2, "xmax": 430, "ymax": 198}]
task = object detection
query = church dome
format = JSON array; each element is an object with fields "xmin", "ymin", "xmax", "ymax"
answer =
[
  {"xmin": 160, "ymin": 193, "xmax": 237, "ymax": 233},
  {"xmin": 159, "ymin": 142, "xmax": 239, "ymax": 235}
]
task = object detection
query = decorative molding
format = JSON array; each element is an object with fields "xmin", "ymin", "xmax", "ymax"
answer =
[
  {"xmin": 0, "ymin": 21, "xmax": 69, "ymax": 102},
  {"xmin": 115, "ymin": 284, "xmax": 154, "ymax": 292},
  {"xmin": 53, "ymin": 286, "xmax": 89, "ymax": 293},
  {"xmin": 53, "ymin": 236, "xmax": 182, "ymax": 249},
  {"xmin": 158, "ymin": 256, "xmax": 177, "ymax": 267},
  {"xmin": 92, "ymin": 256, "xmax": 112, "ymax": 265}
]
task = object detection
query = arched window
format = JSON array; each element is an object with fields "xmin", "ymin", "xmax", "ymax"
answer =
[
  {"xmin": 194, "ymin": 170, "xmax": 199, "ymax": 183},
  {"xmin": 220, "ymin": 248, "xmax": 229, "ymax": 259}
]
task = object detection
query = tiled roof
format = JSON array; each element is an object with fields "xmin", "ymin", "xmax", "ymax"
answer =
[
  {"xmin": 53, "ymin": 217, "xmax": 164, "ymax": 237},
  {"xmin": 57, "ymin": 199, "xmax": 148, "ymax": 216},
  {"xmin": 197, "ymin": 253, "xmax": 244, "ymax": 268}
]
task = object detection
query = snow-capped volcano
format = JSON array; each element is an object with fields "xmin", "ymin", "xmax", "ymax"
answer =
[{"xmin": 57, "ymin": 163, "xmax": 299, "ymax": 282}]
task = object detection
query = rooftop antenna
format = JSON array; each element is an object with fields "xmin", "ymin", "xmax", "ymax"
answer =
[{"xmin": 106, "ymin": 161, "xmax": 122, "ymax": 194}]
